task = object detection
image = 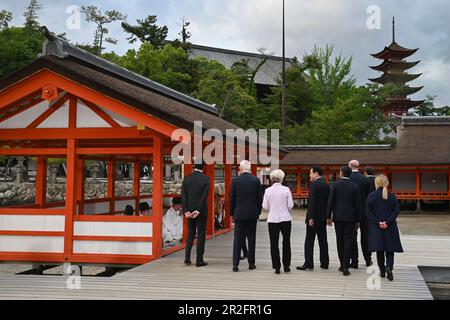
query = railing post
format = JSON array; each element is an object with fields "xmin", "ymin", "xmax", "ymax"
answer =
[
  {"xmin": 64, "ymin": 138, "xmax": 77, "ymax": 261},
  {"xmin": 224, "ymin": 164, "xmax": 232, "ymax": 229},
  {"xmin": 35, "ymin": 156, "xmax": 47, "ymax": 208},
  {"xmin": 107, "ymin": 159, "xmax": 115, "ymax": 214},
  {"xmin": 152, "ymin": 136, "xmax": 163, "ymax": 258}
]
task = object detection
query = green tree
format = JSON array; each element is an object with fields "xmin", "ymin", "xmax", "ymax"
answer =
[
  {"xmin": 0, "ymin": 10, "xmax": 12, "ymax": 31},
  {"xmin": 23, "ymin": 0, "xmax": 42, "ymax": 31},
  {"xmin": 305, "ymin": 44, "xmax": 356, "ymax": 107},
  {"xmin": 262, "ymin": 58, "xmax": 315, "ymax": 128},
  {"xmin": 81, "ymin": 6, "xmax": 126, "ymax": 55},
  {"xmin": 172, "ymin": 18, "xmax": 192, "ymax": 51},
  {"xmin": 108, "ymin": 43, "xmax": 195, "ymax": 94},
  {"xmin": 122, "ymin": 15, "xmax": 168, "ymax": 48},
  {"xmin": 0, "ymin": 26, "xmax": 44, "ymax": 78},
  {"xmin": 409, "ymin": 95, "xmax": 450, "ymax": 116},
  {"xmin": 191, "ymin": 58, "xmax": 264, "ymax": 128}
]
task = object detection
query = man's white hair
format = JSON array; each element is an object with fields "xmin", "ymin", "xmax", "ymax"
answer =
[
  {"xmin": 270, "ymin": 169, "xmax": 285, "ymax": 183},
  {"xmin": 240, "ymin": 160, "xmax": 251, "ymax": 172},
  {"xmin": 348, "ymin": 159, "xmax": 360, "ymax": 169}
]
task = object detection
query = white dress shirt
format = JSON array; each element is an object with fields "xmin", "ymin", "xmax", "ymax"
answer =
[{"xmin": 262, "ymin": 183, "xmax": 294, "ymax": 223}]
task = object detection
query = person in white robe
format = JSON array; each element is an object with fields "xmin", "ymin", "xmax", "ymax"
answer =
[{"xmin": 163, "ymin": 197, "xmax": 183, "ymax": 243}]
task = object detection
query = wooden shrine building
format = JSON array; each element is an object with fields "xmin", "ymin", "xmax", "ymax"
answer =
[
  {"xmin": 0, "ymin": 27, "xmax": 260, "ymax": 267},
  {"xmin": 280, "ymin": 116, "xmax": 450, "ymax": 207}
]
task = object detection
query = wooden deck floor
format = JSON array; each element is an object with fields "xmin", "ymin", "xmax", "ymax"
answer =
[{"xmin": 0, "ymin": 221, "xmax": 449, "ymax": 300}]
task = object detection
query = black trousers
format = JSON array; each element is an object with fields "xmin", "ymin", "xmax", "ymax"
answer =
[
  {"xmin": 334, "ymin": 221, "xmax": 356, "ymax": 269},
  {"xmin": 376, "ymin": 251, "xmax": 394, "ymax": 271},
  {"xmin": 185, "ymin": 214, "xmax": 207, "ymax": 263},
  {"xmin": 268, "ymin": 221, "xmax": 291, "ymax": 269},
  {"xmin": 304, "ymin": 223, "xmax": 329, "ymax": 267},
  {"xmin": 242, "ymin": 239, "xmax": 248, "ymax": 257},
  {"xmin": 233, "ymin": 220, "xmax": 257, "ymax": 267},
  {"xmin": 351, "ymin": 220, "xmax": 372, "ymax": 263}
]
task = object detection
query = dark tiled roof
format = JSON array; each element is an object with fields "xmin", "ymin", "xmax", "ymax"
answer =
[{"xmin": 280, "ymin": 117, "xmax": 450, "ymax": 166}]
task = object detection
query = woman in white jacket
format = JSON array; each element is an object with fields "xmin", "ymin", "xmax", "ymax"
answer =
[{"xmin": 263, "ymin": 169, "xmax": 294, "ymax": 274}]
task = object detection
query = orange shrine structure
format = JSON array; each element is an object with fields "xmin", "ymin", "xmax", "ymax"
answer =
[{"xmin": 0, "ymin": 28, "xmax": 265, "ymax": 267}]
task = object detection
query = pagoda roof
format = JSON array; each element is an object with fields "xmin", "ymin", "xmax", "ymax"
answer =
[
  {"xmin": 369, "ymin": 72, "xmax": 422, "ymax": 84},
  {"xmin": 384, "ymin": 99, "xmax": 425, "ymax": 108},
  {"xmin": 371, "ymin": 41, "xmax": 418, "ymax": 59},
  {"xmin": 370, "ymin": 60, "xmax": 420, "ymax": 71}
]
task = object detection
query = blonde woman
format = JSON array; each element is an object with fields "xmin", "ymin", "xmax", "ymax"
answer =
[
  {"xmin": 366, "ymin": 175, "xmax": 403, "ymax": 281},
  {"xmin": 262, "ymin": 169, "xmax": 294, "ymax": 274}
]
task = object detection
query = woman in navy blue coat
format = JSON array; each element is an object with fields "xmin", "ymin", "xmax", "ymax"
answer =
[{"xmin": 366, "ymin": 175, "xmax": 403, "ymax": 281}]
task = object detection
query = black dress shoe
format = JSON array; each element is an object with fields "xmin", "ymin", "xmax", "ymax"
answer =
[
  {"xmin": 343, "ymin": 269, "xmax": 351, "ymax": 276},
  {"xmin": 349, "ymin": 263, "xmax": 358, "ymax": 269},
  {"xmin": 366, "ymin": 260, "xmax": 373, "ymax": 267},
  {"xmin": 380, "ymin": 271, "xmax": 386, "ymax": 278},
  {"xmin": 387, "ymin": 271, "xmax": 394, "ymax": 281},
  {"xmin": 184, "ymin": 260, "xmax": 192, "ymax": 265},
  {"xmin": 249, "ymin": 265, "xmax": 256, "ymax": 270},
  {"xmin": 320, "ymin": 265, "xmax": 329, "ymax": 270},
  {"xmin": 296, "ymin": 264, "xmax": 313, "ymax": 271},
  {"xmin": 284, "ymin": 267, "xmax": 291, "ymax": 273},
  {"xmin": 232, "ymin": 266, "xmax": 239, "ymax": 272},
  {"xmin": 196, "ymin": 261, "xmax": 208, "ymax": 267},
  {"xmin": 274, "ymin": 268, "xmax": 280, "ymax": 274}
]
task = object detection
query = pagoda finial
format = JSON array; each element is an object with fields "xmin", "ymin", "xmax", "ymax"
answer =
[{"xmin": 392, "ymin": 16, "xmax": 395, "ymax": 42}]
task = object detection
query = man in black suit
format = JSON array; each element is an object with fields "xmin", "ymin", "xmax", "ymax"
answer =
[
  {"xmin": 230, "ymin": 160, "xmax": 263, "ymax": 272},
  {"xmin": 327, "ymin": 166, "xmax": 360, "ymax": 276},
  {"xmin": 298, "ymin": 166, "xmax": 330, "ymax": 271},
  {"xmin": 364, "ymin": 166, "xmax": 376, "ymax": 193},
  {"xmin": 181, "ymin": 162, "xmax": 210, "ymax": 267},
  {"xmin": 348, "ymin": 160, "xmax": 372, "ymax": 268}
]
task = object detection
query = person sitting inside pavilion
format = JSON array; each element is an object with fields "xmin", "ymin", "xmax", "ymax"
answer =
[
  {"xmin": 124, "ymin": 205, "xmax": 134, "ymax": 216},
  {"xmin": 163, "ymin": 196, "xmax": 183, "ymax": 245},
  {"xmin": 138, "ymin": 202, "xmax": 151, "ymax": 216}
]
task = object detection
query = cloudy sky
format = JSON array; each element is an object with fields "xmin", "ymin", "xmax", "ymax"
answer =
[{"xmin": 2, "ymin": 0, "xmax": 449, "ymax": 106}]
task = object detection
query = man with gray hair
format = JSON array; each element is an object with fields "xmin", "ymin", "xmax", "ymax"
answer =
[{"xmin": 230, "ymin": 160, "xmax": 263, "ymax": 272}]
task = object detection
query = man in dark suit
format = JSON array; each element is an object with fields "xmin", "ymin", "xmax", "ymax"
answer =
[
  {"xmin": 297, "ymin": 166, "xmax": 330, "ymax": 271},
  {"xmin": 327, "ymin": 166, "xmax": 360, "ymax": 276},
  {"xmin": 349, "ymin": 160, "xmax": 372, "ymax": 268},
  {"xmin": 364, "ymin": 166, "xmax": 376, "ymax": 193},
  {"xmin": 181, "ymin": 162, "xmax": 210, "ymax": 267},
  {"xmin": 230, "ymin": 160, "xmax": 263, "ymax": 272}
]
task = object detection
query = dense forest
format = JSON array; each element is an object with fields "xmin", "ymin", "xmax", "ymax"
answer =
[{"xmin": 1, "ymin": 1, "xmax": 449, "ymax": 146}]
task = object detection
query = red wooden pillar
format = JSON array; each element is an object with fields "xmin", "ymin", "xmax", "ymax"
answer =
[
  {"xmin": 224, "ymin": 164, "xmax": 232, "ymax": 229},
  {"xmin": 152, "ymin": 136, "xmax": 163, "ymax": 258},
  {"xmin": 251, "ymin": 163, "xmax": 257, "ymax": 176},
  {"xmin": 35, "ymin": 156, "xmax": 47, "ymax": 208},
  {"xmin": 133, "ymin": 160, "xmax": 140, "ymax": 214},
  {"xmin": 64, "ymin": 138, "xmax": 77, "ymax": 261},
  {"xmin": 182, "ymin": 163, "xmax": 193, "ymax": 243},
  {"xmin": 297, "ymin": 167, "xmax": 302, "ymax": 195},
  {"xmin": 206, "ymin": 164, "xmax": 215, "ymax": 236},
  {"xmin": 107, "ymin": 159, "xmax": 115, "ymax": 214},
  {"xmin": 448, "ymin": 168, "xmax": 450, "ymax": 198},
  {"xmin": 325, "ymin": 167, "xmax": 330, "ymax": 183},
  {"xmin": 76, "ymin": 158, "xmax": 84, "ymax": 215},
  {"xmin": 416, "ymin": 170, "xmax": 421, "ymax": 198},
  {"xmin": 68, "ymin": 96, "xmax": 77, "ymax": 128}
]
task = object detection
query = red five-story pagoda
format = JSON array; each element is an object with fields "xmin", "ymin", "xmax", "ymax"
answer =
[{"xmin": 370, "ymin": 17, "xmax": 424, "ymax": 116}]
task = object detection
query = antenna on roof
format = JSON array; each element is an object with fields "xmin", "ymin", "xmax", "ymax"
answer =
[{"xmin": 392, "ymin": 16, "xmax": 395, "ymax": 42}]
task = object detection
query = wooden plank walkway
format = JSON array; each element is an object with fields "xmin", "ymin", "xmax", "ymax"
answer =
[{"xmin": 0, "ymin": 221, "xmax": 449, "ymax": 299}]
